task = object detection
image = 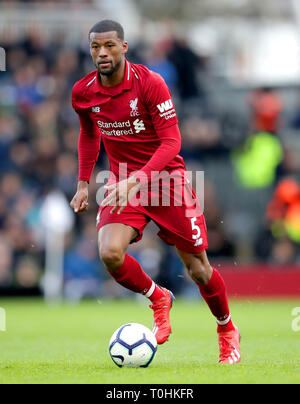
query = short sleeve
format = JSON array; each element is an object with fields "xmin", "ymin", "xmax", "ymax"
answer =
[{"xmin": 144, "ymin": 72, "xmax": 178, "ymax": 131}]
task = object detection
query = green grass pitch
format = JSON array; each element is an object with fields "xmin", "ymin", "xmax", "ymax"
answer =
[{"xmin": 0, "ymin": 297, "xmax": 300, "ymax": 384}]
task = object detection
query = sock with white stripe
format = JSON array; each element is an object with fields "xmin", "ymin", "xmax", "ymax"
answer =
[
  {"xmin": 147, "ymin": 282, "xmax": 166, "ymax": 303},
  {"xmin": 196, "ymin": 267, "xmax": 235, "ymax": 333},
  {"xmin": 106, "ymin": 253, "xmax": 164, "ymax": 302}
]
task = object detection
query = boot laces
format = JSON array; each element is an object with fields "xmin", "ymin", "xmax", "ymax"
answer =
[
  {"xmin": 150, "ymin": 299, "xmax": 168, "ymax": 326},
  {"xmin": 219, "ymin": 334, "xmax": 235, "ymax": 359}
]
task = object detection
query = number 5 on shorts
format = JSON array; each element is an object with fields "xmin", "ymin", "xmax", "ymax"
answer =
[{"xmin": 191, "ymin": 217, "xmax": 203, "ymax": 246}]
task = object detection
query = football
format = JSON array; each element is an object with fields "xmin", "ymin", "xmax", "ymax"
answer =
[{"xmin": 109, "ymin": 323, "xmax": 157, "ymax": 368}]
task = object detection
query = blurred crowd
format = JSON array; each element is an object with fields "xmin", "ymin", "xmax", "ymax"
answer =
[{"xmin": 1, "ymin": 23, "xmax": 300, "ymax": 299}]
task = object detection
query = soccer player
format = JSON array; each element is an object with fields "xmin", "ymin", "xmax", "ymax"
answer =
[{"xmin": 70, "ymin": 20, "xmax": 241, "ymax": 364}]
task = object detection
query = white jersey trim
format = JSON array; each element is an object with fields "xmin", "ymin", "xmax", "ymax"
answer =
[{"xmin": 87, "ymin": 76, "xmax": 96, "ymax": 87}]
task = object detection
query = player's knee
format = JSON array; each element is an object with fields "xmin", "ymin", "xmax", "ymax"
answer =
[
  {"xmin": 186, "ymin": 256, "xmax": 212, "ymax": 285},
  {"xmin": 99, "ymin": 245, "xmax": 125, "ymax": 270}
]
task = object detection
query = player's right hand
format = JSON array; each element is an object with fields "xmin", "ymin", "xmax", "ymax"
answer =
[{"xmin": 70, "ymin": 182, "xmax": 89, "ymax": 213}]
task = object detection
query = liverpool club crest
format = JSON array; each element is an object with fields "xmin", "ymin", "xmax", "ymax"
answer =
[{"xmin": 130, "ymin": 98, "xmax": 139, "ymax": 117}]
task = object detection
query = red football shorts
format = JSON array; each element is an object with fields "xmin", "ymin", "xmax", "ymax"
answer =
[{"xmin": 96, "ymin": 181, "xmax": 208, "ymax": 254}]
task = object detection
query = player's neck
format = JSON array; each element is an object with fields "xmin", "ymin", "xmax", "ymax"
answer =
[{"xmin": 99, "ymin": 59, "xmax": 126, "ymax": 87}]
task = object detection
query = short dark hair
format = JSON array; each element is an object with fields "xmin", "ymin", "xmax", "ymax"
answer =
[{"xmin": 89, "ymin": 20, "xmax": 124, "ymax": 41}]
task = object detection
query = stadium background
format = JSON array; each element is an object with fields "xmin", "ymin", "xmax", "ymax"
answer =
[{"xmin": 0, "ymin": 0, "xmax": 300, "ymax": 302}]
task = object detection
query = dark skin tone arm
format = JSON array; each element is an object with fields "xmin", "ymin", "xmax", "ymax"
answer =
[{"xmin": 70, "ymin": 181, "xmax": 89, "ymax": 213}]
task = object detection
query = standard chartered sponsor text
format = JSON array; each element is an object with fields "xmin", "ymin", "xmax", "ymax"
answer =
[
  {"xmin": 97, "ymin": 120, "xmax": 133, "ymax": 136},
  {"xmin": 97, "ymin": 120, "xmax": 131, "ymax": 129},
  {"xmin": 101, "ymin": 128, "xmax": 134, "ymax": 136}
]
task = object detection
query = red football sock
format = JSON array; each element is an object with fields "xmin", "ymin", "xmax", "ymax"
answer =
[
  {"xmin": 106, "ymin": 253, "xmax": 165, "ymax": 302},
  {"xmin": 148, "ymin": 284, "xmax": 166, "ymax": 303},
  {"xmin": 197, "ymin": 267, "xmax": 235, "ymax": 333}
]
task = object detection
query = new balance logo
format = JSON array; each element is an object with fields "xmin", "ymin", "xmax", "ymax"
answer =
[
  {"xmin": 92, "ymin": 106, "xmax": 101, "ymax": 113},
  {"xmin": 133, "ymin": 119, "xmax": 145, "ymax": 134},
  {"xmin": 157, "ymin": 99, "xmax": 173, "ymax": 113},
  {"xmin": 194, "ymin": 238, "xmax": 203, "ymax": 247}
]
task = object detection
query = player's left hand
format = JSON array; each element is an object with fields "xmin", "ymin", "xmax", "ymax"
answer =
[{"xmin": 101, "ymin": 176, "xmax": 141, "ymax": 214}]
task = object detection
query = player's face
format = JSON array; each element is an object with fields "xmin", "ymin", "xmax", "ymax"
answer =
[{"xmin": 89, "ymin": 31, "xmax": 128, "ymax": 76}]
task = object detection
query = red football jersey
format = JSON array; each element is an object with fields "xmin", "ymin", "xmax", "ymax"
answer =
[{"xmin": 72, "ymin": 60, "xmax": 185, "ymax": 182}]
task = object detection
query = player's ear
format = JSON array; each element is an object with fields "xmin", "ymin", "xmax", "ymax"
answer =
[{"xmin": 122, "ymin": 41, "xmax": 128, "ymax": 55}]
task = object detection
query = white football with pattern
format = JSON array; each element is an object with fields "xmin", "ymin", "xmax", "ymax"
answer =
[{"xmin": 109, "ymin": 323, "xmax": 157, "ymax": 368}]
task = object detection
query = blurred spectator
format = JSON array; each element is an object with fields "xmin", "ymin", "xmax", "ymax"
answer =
[
  {"xmin": 0, "ymin": 236, "xmax": 13, "ymax": 286},
  {"xmin": 145, "ymin": 42, "xmax": 178, "ymax": 92},
  {"xmin": 64, "ymin": 238, "xmax": 102, "ymax": 301},
  {"xmin": 0, "ymin": 113, "xmax": 22, "ymax": 171},
  {"xmin": 203, "ymin": 181, "xmax": 235, "ymax": 260},
  {"xmin": 56, "ymin": 152, "xmax": 78, "ymax": 197},
  {"xmin": 231, "ymin": 132, "xmax": 283, "ymax": 188},
  {"xmin": 180, "ymin": 116, "xmax": 224, "ymax": 161},
  {"xmin": 267, "ymin": 178, "xmax": 300, "ymax": 243},
  {"xmin": 249, "ymin": 87, "xmax": 283, "ymax": 134},
  {"xmin": 271, "ymin": 237, "xmax": 297, "ymax": 264},
  {"xmin": 15, "ymin": 255, "xmax": 41, "ymax": 288},
  {"xmin": 255, "ymin": 178, "xmax": 300, "ymax": 262},
  {"xmin": 167, "ymin": 38, "xmax": 208, "ymax": 101}
]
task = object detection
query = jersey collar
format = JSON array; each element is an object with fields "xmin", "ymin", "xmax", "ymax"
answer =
[{"xmin": 95, "ymin": 59, "xmax": 132, "ymax": 96}]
